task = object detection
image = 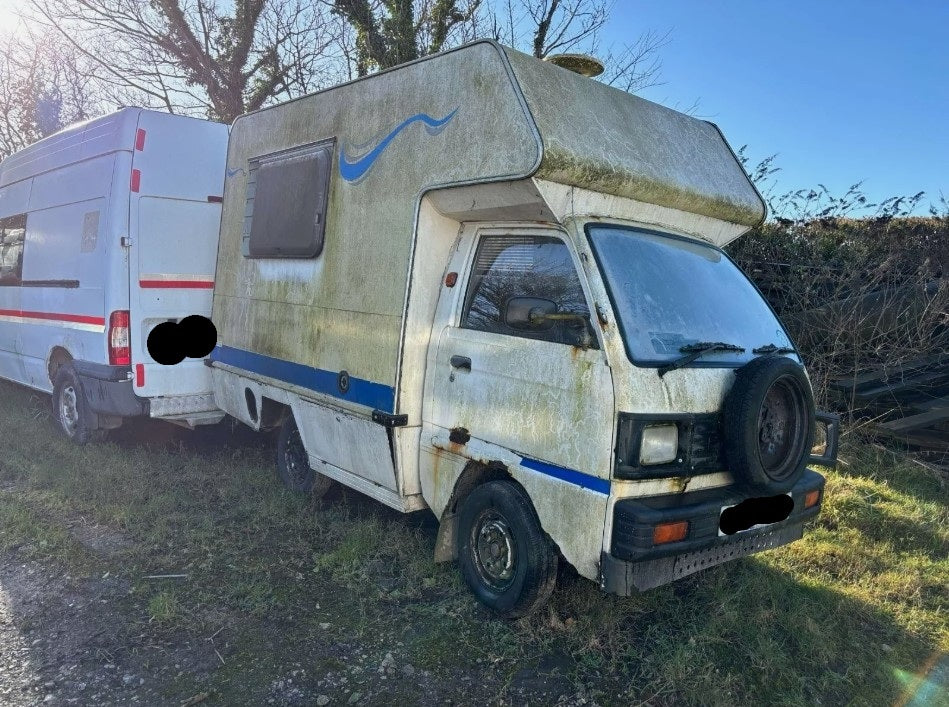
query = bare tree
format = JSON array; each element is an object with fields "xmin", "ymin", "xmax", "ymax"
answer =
[
  {"xmin": 479, "ymin": 0, "xmax": 667, "ymax": 92},
  {"xmin": 28, "ymin": 0, "xmax": 347, "ymax": 123},
  {"xmin": 0, "ymin": 28, "xmax": 101, "ymax": 159},
  {"xmin": 5, "ymin": 0, "xmax": 665, "ymax": 145},
  {"xmin": 331, "ymin": 0, "xmax": 483, "ymax": 75}
]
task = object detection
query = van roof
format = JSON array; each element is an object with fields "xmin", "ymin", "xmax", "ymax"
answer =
[
  {"xmin": 0, "ymin": 108, "xmax": 217, "ymax": 189},
  {"xmin": 228, "ymin": 40, "xmax": 765, "ymax": 229}
]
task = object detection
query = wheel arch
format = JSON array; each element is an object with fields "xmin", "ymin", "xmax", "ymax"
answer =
[
  {"xmin": 433, "ymin": 460, "xmax": 514, "ymax": 563},
  {"xmin": 47, "ymin": 346, "xmax": 73, "ymax": 385}
]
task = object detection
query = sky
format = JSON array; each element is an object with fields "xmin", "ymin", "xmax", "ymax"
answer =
[{"xmin": 604, "ymin": 0, "xmax": 949, "ymax": 215}]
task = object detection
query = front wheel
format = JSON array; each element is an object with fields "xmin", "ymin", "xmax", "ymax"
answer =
[
  {"xmin": 52, "ymin": 364, "xmax": 105, "ymax": 445},
  {"xmin": 457, "ymin": 480, "xmax": 558, "ymax": 618},
  {"xmin": 275, "ymin": 415, "xmax": 333, "ymax": 498}
]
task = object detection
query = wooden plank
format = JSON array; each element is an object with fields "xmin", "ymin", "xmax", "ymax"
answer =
[
  {"xmin": 911, "ymin": 395, "xmax": 949, "ymax": 412},
  {"xmin": 876, "ymin": 408, "xmax": 949, "ymax": 433},
  {"xmin": 873, "ymin": 427, "xmax": 949, "ymax": 451},
  {"xmin": 829, "ymin": 354, "xmax": 949, "ymax": 391},
  {"xmin": 852, "ymin": 372, "xmax": 949, "ymax": 401}
]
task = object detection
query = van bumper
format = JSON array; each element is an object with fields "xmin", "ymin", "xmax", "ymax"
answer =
[
  {"xmin": 73, "ymin": 361, "xmax": 148, "ymax": 418},
  {"xmin": 600, "ymin": 469, "xmax": 825, "ymax": 595}
]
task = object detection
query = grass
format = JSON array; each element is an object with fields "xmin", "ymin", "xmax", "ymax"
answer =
[{"xmin": 0, "ymin": 378, "xmax": 946, "ymax": 705}]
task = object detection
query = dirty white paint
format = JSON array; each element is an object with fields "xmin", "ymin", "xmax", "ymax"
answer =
[
  {"xmin": 418, "ymin": 222, "xmax": 614, "ymax": 579},
  {"xmin": 535, "ymin": 180, "xmax": 751, "ymax": 247},
  {"xmin": 209, "ymin": 40, "xmax": 779, "ymax": 589}
]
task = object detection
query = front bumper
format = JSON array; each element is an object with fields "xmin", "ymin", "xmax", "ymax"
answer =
[{"xmin": 601, "ymin": 469, "xmax": 825, "ymax": 594}]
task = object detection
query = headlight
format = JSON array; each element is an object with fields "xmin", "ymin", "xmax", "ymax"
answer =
[{"xmin": 639, "ymin": 424, "xmax": 678, "ymax": 466}]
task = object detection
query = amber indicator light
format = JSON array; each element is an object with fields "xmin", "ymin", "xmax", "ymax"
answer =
[
  {"xmin": 804, "ymin": 489, "xmax": 821, "ymax": 509},
  {"xmin": 653, "ymin": 520, "xmax": 689, "ymax": 545}
]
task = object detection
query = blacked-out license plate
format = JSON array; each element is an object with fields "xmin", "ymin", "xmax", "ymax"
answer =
[{"xmin": 718, "ymin": 493, "xmax": 793, "ymax": 536}]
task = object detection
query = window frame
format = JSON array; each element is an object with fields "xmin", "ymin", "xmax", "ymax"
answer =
[
  {"xmin": 584, "ymin": 221, "xmax": 796, "ymax": 369},
  {"xmin": 242, "ymin": 138, "xmax": 335, "ymax": 260},
  {"xmin": 0, "ymin": 212, "xmax": 27, "ymax": 287},
  {"xmin": 456, "ymin": 228, "xmax": 600, "ymax": 350}
]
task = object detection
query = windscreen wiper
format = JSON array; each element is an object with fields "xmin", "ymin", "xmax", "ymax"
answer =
[
  {"xmin": 752, "ymin": 343, "xmax": 797, "ymax": 355},
  {"xmin": 657, "ymin": 341, "xmax": 746, "ymax": 377}
]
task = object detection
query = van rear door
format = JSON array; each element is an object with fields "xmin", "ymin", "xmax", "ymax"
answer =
[{"xmin": 127, "ymin": 111, "xmax": 227, "ymax": 405}]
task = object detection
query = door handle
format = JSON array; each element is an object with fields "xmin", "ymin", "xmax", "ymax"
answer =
[{"xmin": 449, "ymin": 355, "xmax": 471, "ymax": 371}]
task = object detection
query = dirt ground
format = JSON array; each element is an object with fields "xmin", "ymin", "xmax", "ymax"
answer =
[{"xmin": 0, "ymin": 500, "xmax": 585, "ymax": 707}]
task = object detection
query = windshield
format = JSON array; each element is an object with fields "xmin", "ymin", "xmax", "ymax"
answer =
[{"xmin": 587, "ymin": 225, "xmax": 795, "ymax": 365}]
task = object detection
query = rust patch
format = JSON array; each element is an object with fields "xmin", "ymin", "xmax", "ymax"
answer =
[{"xmin": 669, "ymin": 476, "xmax": 690, "ymax": 493}]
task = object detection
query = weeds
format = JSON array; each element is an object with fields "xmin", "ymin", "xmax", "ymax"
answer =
[{"xmin": 0, "ymin": 380, "xmax": 946, "ymax": 704}]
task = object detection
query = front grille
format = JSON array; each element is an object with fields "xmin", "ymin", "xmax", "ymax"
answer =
[{"xmin": 689, "ymin": 415, "xmax": 725, "ymax": 471}]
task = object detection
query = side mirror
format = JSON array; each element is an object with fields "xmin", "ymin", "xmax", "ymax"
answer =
[{"xmin": 504, "ymin": 297, "xmax": 558, "ymax": 330}]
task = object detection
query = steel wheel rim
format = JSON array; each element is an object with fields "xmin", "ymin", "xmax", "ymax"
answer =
[
  {"xmin": 757, "ymin": 375, "xmax": 805, "ymax": 481},
  {"xmin": 60, "ymin": 384, "xmax": 79, "ymax": 436},
  {"xmin": 472, "ymin": 509, "xmax": 516, "ymax": 590},
  {"xmin": 284, "ymin": 426, "xmax": 311, "ymax": 490}
]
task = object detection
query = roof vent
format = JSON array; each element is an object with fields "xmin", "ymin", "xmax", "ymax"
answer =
[{"xmin": 544, "ymin": 53, "xmax": 604, "ymax": 78}]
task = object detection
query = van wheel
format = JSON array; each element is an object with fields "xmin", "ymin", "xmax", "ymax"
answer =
[
  {"xmin": 275, "ymin": 416, "xmax": 333, "ymax": 498},
  {"xmin": 52, "ymin": 364, "xmax": 104, "ymax": 445},
  {"xmin": 457, "ymin": 480, "xmax": 558, "ymax": 618}
]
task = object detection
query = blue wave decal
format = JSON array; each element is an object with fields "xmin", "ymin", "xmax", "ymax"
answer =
[{"xmin": 339, "ymin": 108, "xmax": 458, "ymax": 183}]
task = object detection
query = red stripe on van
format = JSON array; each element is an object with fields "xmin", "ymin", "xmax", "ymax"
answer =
[
  {"xmin": 135, "ymin": 128, "xmax": 146, "ymax": 151},
  {"xmin": 130, "ymin": 169, "xmax": 141, "ymax": 192},
  {"xmin": 0, "ymin": 308, "xmax": 106, "ymax": 326},
  {"xmin": 139, "ymin": 280, "xmax": 214, "ymax": 289}
]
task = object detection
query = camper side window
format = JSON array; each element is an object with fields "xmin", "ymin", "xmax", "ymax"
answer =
[
  {"xmin": 243, "ymin": 140, "xmax": 334, "ymax": 259},
  {"xmin": 462, "ymin": 235, "xmax": 599, "ymax": 349},
  {"xmin": 0, "ymin": 214, "xmax": 26, "ymax": 286}
]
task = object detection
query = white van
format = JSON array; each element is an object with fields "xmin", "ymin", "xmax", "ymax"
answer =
[
  {"xmin": 209, "ymin": 41, "xmax": 838, "ymax": 616},
  {"xmin": 0, "ymin": 108, "xmax": 228, "ymax": 443}
]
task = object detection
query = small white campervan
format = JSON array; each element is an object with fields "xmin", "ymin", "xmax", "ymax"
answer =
[
  {"xmin": 209, "ymin": 41, "xmax": 839, "ymax": 616},
  {"xmin": 0, "ymin": 108, "xmax": 228, "ymax": 443}
]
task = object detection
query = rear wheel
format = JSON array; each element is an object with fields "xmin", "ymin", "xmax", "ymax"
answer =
[
  {"xmin": 52, "ymin": 364, "xmax": 105, "ymax": 445},
  {"xmin": 457, "ymin": 480, "xmax": 558, "ymax": 618},
  {"xmin": 275, "ymin": 415, "xmax": 333, "ymax": 498}
]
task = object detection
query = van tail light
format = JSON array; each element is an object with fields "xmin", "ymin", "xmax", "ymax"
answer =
[{"xmin": 109, "ymin": 310, "xmax": 131, "ymax": 365}]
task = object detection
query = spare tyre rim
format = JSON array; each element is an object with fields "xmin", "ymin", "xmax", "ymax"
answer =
[
  {"xmin": 757, "ymin": 374, "xmax": 807, "ymax": 482},
  {"xmin": 472, "ymin": 509, "xmax": 516, "ymax": 590},
  {"xmin": 60, "ymin": 384, "xmax": 79, "ymax": 437}
]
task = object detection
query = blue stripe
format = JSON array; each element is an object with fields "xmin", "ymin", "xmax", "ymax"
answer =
[
  {"xmin": 339, "ymin": 109, "xmax": 458, "ymax": 183},
  {"xmin": 210, "ymin": 345, "xmax": 395, "ymax": 412},
  {"xmin": 519, "ymin": 457, "xmax": 611, "ymax": 495}
]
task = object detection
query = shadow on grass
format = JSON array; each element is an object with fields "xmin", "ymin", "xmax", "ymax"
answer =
[{"xmin": 0, "ymin": 379, "xmax": 945, "ymax": 705}]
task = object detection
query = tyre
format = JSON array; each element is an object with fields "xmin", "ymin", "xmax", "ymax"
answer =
[
  {"xmin": 723, "ymin": 356, "xmax": 815, "ymax": 494},
  {"xmin": 52, "ymin": 364, "xmax": 105, "ymax": 445},
  {"xmin": 275, "ymin": 415, "xmax": 333, "ymax": 498},
  {"xmin": 457, "ymin": 479, "xmax": 558, "ymax": 618}
]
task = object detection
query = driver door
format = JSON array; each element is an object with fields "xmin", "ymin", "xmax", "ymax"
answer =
[{"xmin": 425, "ymin": 227, "xmax": 614, "ymax": 481}]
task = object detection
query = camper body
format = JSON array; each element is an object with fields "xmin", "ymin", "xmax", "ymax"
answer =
[
  {"xmin": 0, "ymin": 108, "xmax": 228, "ymax": 441},
  {"xmin": 211, "ymin": 42, "xmax": 836, "ymax": 615}
]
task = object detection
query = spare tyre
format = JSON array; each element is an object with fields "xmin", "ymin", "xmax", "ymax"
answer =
[{"xmin": 723, "ymin": 356, "xmax": 815, "ymax": 494}]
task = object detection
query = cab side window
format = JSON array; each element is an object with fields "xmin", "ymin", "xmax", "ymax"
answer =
[
  {"xmin": 462, "ymin": 235, "xmax": 598, "ymax": 349},
  {"xmin": 0, "ymin": 213, "xmax": 26, "ymax": 286}
]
